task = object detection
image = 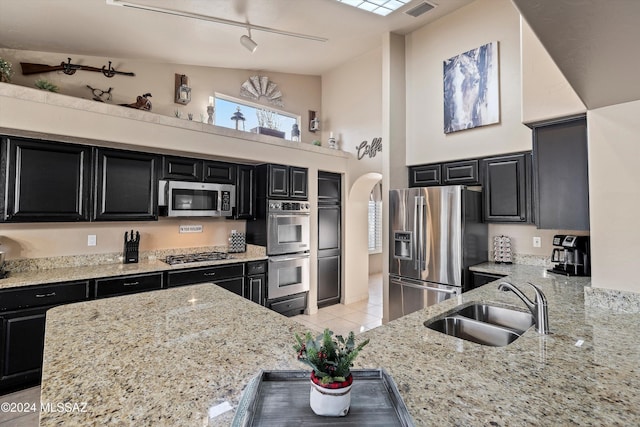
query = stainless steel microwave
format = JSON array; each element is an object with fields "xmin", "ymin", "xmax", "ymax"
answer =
[{"xmin": 158, "ymin": 180, "xmax": 235, "ymax": 217}]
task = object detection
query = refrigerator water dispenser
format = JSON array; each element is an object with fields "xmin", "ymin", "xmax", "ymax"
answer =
[{"xmin": 394, "ymin": 231, "xmax": 413, "ymax": 260}]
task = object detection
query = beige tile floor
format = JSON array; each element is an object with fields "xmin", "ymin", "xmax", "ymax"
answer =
[
  {"xmin": 291, "ymin": 273, "xmax": 383, "ymax": 337},
  {"xmin": 0, "ymin": 274, "xmax": 384, "ymax": 426}
]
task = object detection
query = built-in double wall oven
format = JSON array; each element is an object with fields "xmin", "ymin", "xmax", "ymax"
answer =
[{"xmin": 265, "ymin": 200, "xmax": 310, "ymax": 300}]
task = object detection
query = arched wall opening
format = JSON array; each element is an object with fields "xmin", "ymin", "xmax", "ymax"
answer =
[{"xmin": 343, "ymin": 172, "xmax": 383, "ymax": 305}]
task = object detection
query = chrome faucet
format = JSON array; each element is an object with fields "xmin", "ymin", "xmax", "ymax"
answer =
[{"xmin": 497, "ymin": 282, "xmax": 550, "ymax": 334}]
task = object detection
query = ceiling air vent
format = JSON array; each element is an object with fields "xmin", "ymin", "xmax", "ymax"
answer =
[{"xmin": 405, "ymin": 1, "xmax": 436, "ymax": 17}]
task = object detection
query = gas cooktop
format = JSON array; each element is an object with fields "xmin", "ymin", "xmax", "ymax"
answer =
[{"xmin": 164, "ymin": 252, "xmax": 234, "ymax": 265}]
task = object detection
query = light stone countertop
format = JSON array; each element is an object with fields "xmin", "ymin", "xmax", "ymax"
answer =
[
  {"xmin": 39, "ymin": 264, "xmax": 640, "ymax": 426},
  {"xmin": 0, "ymin": 246, "xmax": 267, "ymax": 291}
]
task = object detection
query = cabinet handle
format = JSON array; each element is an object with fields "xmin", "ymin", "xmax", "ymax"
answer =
[
  {"xmin": 204, "ymin": 272, "xmax": 216, "ymax": 276},
  {"xmin": 123, "ymin": 281, "xmax": 139, "ymax": 287},
  {"xmin": 35, "ymin": 292, "xmax": 56, "ymax": 298}
]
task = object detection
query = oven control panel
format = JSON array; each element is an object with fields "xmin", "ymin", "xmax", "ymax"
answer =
[{"xmin": 268, "ymin": 199, "xmax": 311, "ymax": 213}]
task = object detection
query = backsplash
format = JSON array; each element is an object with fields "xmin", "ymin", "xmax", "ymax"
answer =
[{"xmin": 4, "ymin": 245, "xmax": 266, "ymax": 273}]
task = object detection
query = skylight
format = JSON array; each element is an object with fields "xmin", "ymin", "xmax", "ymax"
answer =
[{"xmin": 334, "ymin": 0, "xmax": 409, "ymax": 16}]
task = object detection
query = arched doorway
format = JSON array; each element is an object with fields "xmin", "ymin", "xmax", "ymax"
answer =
[{"xmin": 343, "ymin": 172, "xmax": 383, "ymax": 305}]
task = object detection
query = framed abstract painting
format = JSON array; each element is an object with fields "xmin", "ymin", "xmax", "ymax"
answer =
[{"xmin": 443, "ymin": 41, "xmax": 500, "ymax": 134}]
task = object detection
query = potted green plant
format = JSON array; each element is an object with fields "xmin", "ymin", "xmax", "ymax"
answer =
[
  {"xmin": 0, "ymin": 57, "xmax": 13, "ymax": 83},
  {"xmin": 294, "ymin": 328, "xmax": 369, "ymax": 417}
]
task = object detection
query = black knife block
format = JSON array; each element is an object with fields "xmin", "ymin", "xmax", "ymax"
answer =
[{"xmin": 123, "ymin": 230, "xmax": 140, "ymax": 264}]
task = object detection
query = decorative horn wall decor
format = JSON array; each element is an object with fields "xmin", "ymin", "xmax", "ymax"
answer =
[
  {"xmin": 20, "ymin": 58, "xmax": 135, "ymax": 77},
  {"xmin": 240, "ymin": 75, "xmax": 283, "ymax": 106}
]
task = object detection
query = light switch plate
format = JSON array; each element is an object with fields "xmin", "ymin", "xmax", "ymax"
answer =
[
  {"xmin": 533, "ymin": 236, "xmax": 541, "ymax": 248},
  {"xmin": 179, "ymin": 225, "xmax": 203, "ymax": 233},
  {"xmin": 88, "ymin": 235, "xmax": 97, "ymax": 246}
]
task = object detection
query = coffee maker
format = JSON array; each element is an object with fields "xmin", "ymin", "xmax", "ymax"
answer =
[{"xmin": 548, "ymin": 235, "xmax": 590, "ymax": 276}]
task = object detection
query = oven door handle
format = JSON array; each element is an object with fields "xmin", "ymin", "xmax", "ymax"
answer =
[{"xmin": 269, "ymin": 254, "xmax": 311, "ymax": 262}]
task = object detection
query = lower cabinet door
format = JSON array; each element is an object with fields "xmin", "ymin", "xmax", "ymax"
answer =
[
  {"xmin": 317, "ymin": 256, "xmax": 340, "ymax": 308},
  {"xmin": 247, "ymin": 275, "xmax": 265, "ymax": 306},
  {"xmin": 215, "ymin": 277, "xmax": 245, "ymax": 297},
  {"xmin": 0, "ymin": 305, "xmax": 50, "ymax": 392}
]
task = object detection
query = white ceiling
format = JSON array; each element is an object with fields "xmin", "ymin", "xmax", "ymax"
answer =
[
  {"xmin": 3, "ymin": 0, "xmax": 637, "ymax": 109},
  {"xmin": 0, "ymin": 0, "xmax": 473, "ymax": 75}
]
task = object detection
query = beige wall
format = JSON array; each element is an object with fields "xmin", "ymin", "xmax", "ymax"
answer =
[
  {"xmin": 321, "ymin": 47, "xmax": 383, "ymax": 189},
  {"xmin": 0, "ymin": 48, "xmax": 321, "ymax": 144},
  {"xmin": 405, "ymin": 0, "xmax": 531, "ymax": 165},
  {"xmin": 321, "ymin": 47, "xmax": 384, "ymax": 305},
  {"xmin": 588, "ymin": 100, "xmax": 640, "ymax": 292},
  {"xmin": 520, "ymin": 18, "xmax": 586, "ymax": 123}
]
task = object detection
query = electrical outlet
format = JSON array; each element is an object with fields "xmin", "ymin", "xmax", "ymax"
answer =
[
  {"xmin": 533, "ymin": 236, "xmax": 541, "ymax": 248},
  {"xmin": 88, "ymin": 235, "xmax": 97, "ymax": 246}
]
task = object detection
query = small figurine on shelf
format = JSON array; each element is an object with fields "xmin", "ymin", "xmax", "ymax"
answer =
[
  {"xmin": 328, "ymin": 132, "xmax": 338, "ymax": 149},
  {"xmin": 291, "ymin": 123, "xmax": 300, "ymax": 141}
]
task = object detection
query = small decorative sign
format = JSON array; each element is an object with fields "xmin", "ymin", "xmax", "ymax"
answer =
[{"xmin": 356, "ymin": 137, "xmax": 382, "ymax": 160}]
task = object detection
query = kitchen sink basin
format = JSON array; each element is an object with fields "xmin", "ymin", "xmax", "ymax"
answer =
[
  {"xmin": 424, "ymin": 303, "xmax": 535, "ymax": 347},
  {"xmin": 453, "ymin": 303, "xmax": 534, "ymax": 333}
]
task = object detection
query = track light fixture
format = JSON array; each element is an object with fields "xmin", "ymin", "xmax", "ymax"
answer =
[
  {"xmin": 240, "ymin": 28, "xmax": 258, "ymax": 53},
  {"xmin": 107, "ymin": 0, "xmax": 328, "ymax": 44}
]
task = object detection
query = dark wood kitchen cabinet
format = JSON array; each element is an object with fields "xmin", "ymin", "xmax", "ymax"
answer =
[
  {"xmin": 483, "ymin": 152, "xmax": 532, "ymax": 223},
  {"xmin": 94, "ymin": 272, "xmax": 163, "ymax": 299},
  {"xmin": 532, "ymin": 116, "xmax": 589, "ymax": 230},
  {"xmin": 166, "ymin": 263, "xmax": 245, "ymax": 288},
  {"xmin": 317, "ymin": 171, "xmax": 341, "ymax": 308},
  {"xmin": 442, "ymin": 159, "xmax": 480, "ymax": 185},
  {"xmin": 258, "ymin": 164, "xmax": 308, "ymax": 200},
  {"xmin": 409, "ymin": 159, "xmax": 479, "ymax": 187},
  {"xmin": 160, "ymin": 155, "xmax": 202, "ymax": 181},
  {"xmin": 471, "ymin": 271, "xmax": 507, "ymax": 289},
  {"xmin": 0, "ymin": 136, "xmax": 91, "ymax": 222},
  {"xmin": 159, "ymin": 156, "xmax": 236, "ymax": 184},
  {"xmin": 93, "ymin": 148, "xmax": 159, "ymax": 221},
  {"xmin": 235, "ymin": 164, "xmax": 256, "ymax": 219},
  {"xmin": 289, "ymin": 166, "xmax": 308, "ymax": 199},
  {"xmin": 246, "ymin": 261, "xmax": 266, "ymax": 305},
  {"xmin": 0, "ymin": 280, "xmax": 90, "ymax": 394},
  {"xmin": 203, "ymin": 160, "xmax": 236, "ymax": 184}
]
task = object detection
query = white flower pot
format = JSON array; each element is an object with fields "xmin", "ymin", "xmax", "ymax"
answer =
[{"xmin": 309, "ymin": 377, "xmax": 352, "ymax": 417}]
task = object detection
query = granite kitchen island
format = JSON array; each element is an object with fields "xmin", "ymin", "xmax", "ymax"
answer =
[{"xmin": 40, "ymin": 273, "xmax": 640, "ymax": 426}]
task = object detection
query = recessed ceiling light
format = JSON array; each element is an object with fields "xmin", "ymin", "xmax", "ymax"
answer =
[{"xmin": 334, "ymin": 0, "xmax": 409, "ymax": 16}]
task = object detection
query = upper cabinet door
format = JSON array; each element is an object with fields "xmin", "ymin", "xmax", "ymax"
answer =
[
  {"xmin": 160, "ymin": 156, "xmax": 202, "ymax": 181},
  {"xmin": 318, "ymin": 171, "xmax": 341, "ymax": 203},
  {"xmin": 289, "ymin": 167, "xmax": 308, "ymax": 200},
  {"xmin": 533, "ymin": 116, "xmax": 589, "ymax": 230},
  {"xmin": 93, "ymin": 148, "xmax": 159, "ymax": 221},
  {"xmin": 409, "ymin": 164, "xmax": 441, "ymax": 187},
  {"xmin": 483, "ymin": 153, "xmax": 531, "ymax": 223},
  {"xmin": 442, "ymin": 159, "xmax": 480, "ymax": 185},
  {"xmin": 203, "ymin": 160, "xmax": 236, "ymax": 184},
  {"xmin": 1, "ymin": 137, "xmax": 91, "ymax": 222},
  {"xmin": 267, "ymin": 164, "xmax": 289, "ymax": 198},
  {"xmin": 235, "ymin": 164, "xmax": 255, "ymax": 220}
]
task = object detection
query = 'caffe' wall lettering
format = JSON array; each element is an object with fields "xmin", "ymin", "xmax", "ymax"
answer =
[{"xmin": 356, "ymin": 137, "xmax": 382, "ymax": 160}]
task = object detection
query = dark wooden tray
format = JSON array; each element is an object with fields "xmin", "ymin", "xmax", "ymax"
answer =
[{"xmin": 232, "ymin": 369, "xmax": 414, "ymax": 426}]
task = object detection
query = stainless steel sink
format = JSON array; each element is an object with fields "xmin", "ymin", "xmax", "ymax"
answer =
[
  {"xmin": 424, "ymin": 303, "xmax": 535, "ymax": 347},
  {"xmin": 454, "ymin": 303, "xmax": 534, "ymax": 333},
  {"xmin": 425, "ymin": 316, "xmax": 522, "ymax": 347}
]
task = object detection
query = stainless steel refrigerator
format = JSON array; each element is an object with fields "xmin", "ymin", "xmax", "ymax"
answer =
[{"xmin": 389, "ymin": 185, "xmax": 487, "ymax": 321}]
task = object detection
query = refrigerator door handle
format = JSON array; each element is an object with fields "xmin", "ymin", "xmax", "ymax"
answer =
[
  {"xmin": 389, "ymin": 277, "xmax": 460, "ymax": 295},
  {"xmin": 416, "ymin": 195, "xmax": 424, "ymax": 271},
  {"xmin": 414, "ymin": 195, "xmax": 420, "ymax": 270},
  {"xmin": 400, "ymin": 281, "xmax": 459, "ymax": 294}
]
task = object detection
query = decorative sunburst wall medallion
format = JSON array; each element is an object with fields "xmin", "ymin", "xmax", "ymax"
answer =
[{"xmin": 240, "ymin": 75, "xmax": 283, "ymax": 106}]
